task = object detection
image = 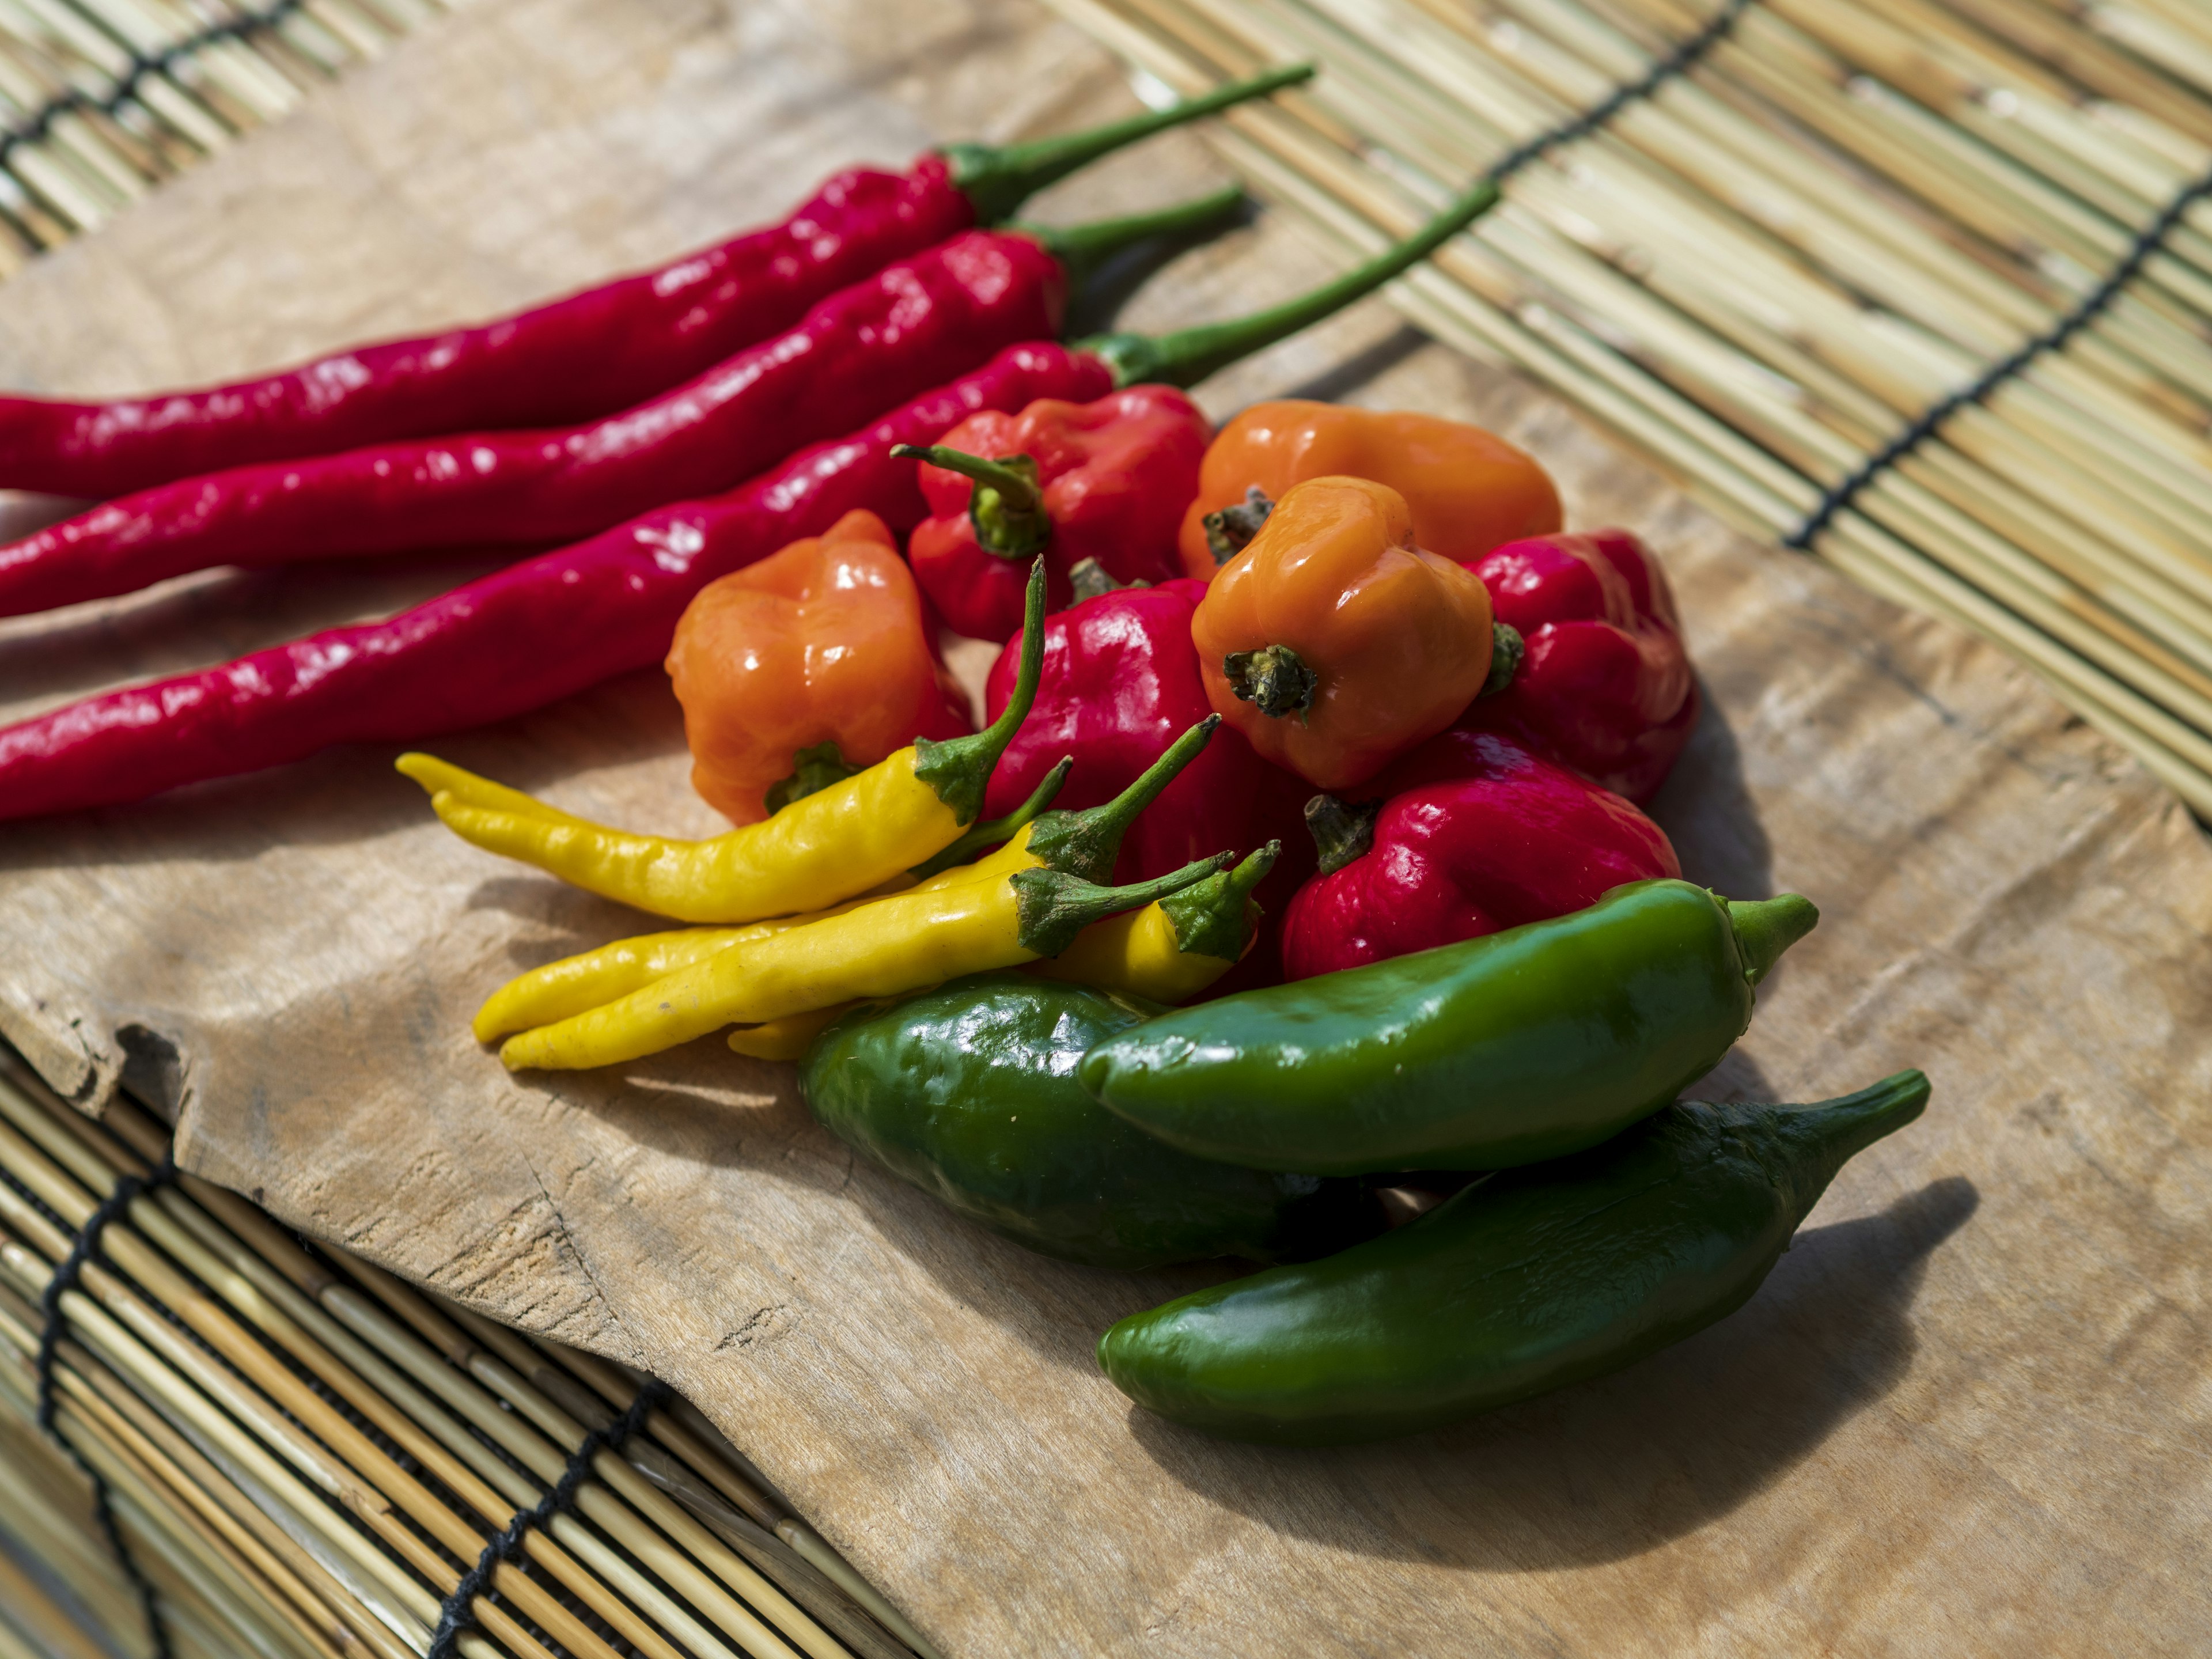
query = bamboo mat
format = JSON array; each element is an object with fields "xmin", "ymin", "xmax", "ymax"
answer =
[
  {"xmin": 0, "ymin": 0, "xmax": 453, "ymax": 274},
  {"xmin": 1045, "ymin": 0, "xmax": 2212, "ymax": 818},
  {"xmin": 0, "ymin": 1046, "xmax": 932, "ymax": 1659}
]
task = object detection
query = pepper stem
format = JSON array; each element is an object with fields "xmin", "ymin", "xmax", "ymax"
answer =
[
  {"xmin": 1204, "ymin": 486, "xmax": 1274, "ymax": 563},
  {"xmin": 1067, "ymin": 558, "xmax": 1147, "ymax": 603},
  {"xmin": 1024, "ymin": 714, "xmax": 1221, "ymax": 882},
  {"xmin": 1014, "ymin": 853, "xmax": 1234, "ymax": 959},
  {"xmin": 1480, "ymin": 621, "xmax": 1525, "ymax": 698},
  {"xmin": 911, "ymin": 558, "xmax": 1048, "ymax": 823},
  {"xmin": 764, "ymin": 741, "xmax": 862, "ymax": 816},
  {"xmin": 1076, "ymin": 180, "xmax": 1501, "ymax": 387},
  {"xmin": 1160, "ymin": 840, "xmax": 1280, "ymax": 961},
  {"xmin": 1224, "ymin": 644, "xmax": 1317, "ymax": 721},
  {"xmin": 1727, "ymin": 892, "xmax": 1820, "ymax": 985},
  {"xmin": 891, "ymin": 445, "xmax": 1051, "ymax": 557},
  {"xmin": 910, "ymin": 756, "xmax": 1073, "ymax": 879},
  {"xmin": 944, "ymin": 63, "xmax": 1316, "ymax": 225},
  {"xmin": 1305, "ymin": 796, "xmax": 1380, "ymax": 876},
  {"xmin": 1014, "ymin": 184, "xmax": 1247, "ymax": 290}
]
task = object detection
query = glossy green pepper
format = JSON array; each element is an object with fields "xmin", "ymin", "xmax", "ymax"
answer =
[
  {"xmin": 800, "ymin": 974, "xmax": 1377, "ymax": 1271},
  {"xmin": 1079, "ymin": 879, "xmax": 1818, "ymax": 1174},
  {"xmin": 1099, "ymin": 1069, "xmax": 1929, "ymax": 1444}
]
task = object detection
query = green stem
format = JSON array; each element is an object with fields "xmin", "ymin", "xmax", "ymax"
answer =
[
  {"xmin": 764, "ymin": 741, "xmax": 863, "ymax": 816},
  {"xmin": 944, "ymin": 63, "xmax": 1316, "ymax": 225},
  {"xmin": 1305, "ymin": 796, "xmax": 1380, "ymax": 876},
  {"xmin": 1014, "ymin": 853, "xmax": 1234, "ymax": 959},
  {"xmin": 1067, "ymin": 558, "xmax": 1146, "ymax": 603},
  {"xmin": 889, "ymin": 445, "xmax": 1050, "ymax": 557},
  {"xmin": 911, "ymin": 558, "xmax": 1048, "ymax": 824},
  {"xmin": 1224, "ymin": 644, "xmax": 1317, "ymax": 721},
  {"xmin": 1480, "ymin": 621, "xmax": 1525, "ymax": 698},
  {"xmin": 910, "ymin": 756, "xmax": 1073, "ymax": 879},
  {"xmin": 1024, "ymin": 714, "xmax": 1221, "ymax": 882},
  {"xmin": 1726, "ymin": 892, "xmax": 1820, "ymax": 985},
  {"xmin": 1014, "ymin": 184, "xmax": 1247, "ymax": 290},
  {"xmin": 1076, "ymin": 180, "xmax": 1501, "ymax": 387},
  {"xmin": 1160, "ymin": 840, "xmax": 1281, "ymax": 960},
  {"xmin": 1203, "ymin": 486, "xmax": 1274, "ymax": 563}
]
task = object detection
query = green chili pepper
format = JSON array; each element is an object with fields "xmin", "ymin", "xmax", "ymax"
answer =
[
  {"xmin": 1099, "ymin": 1069, "xmax": 1929, "ymax": 1444},
  {"xmin": 800, "ymin": 974, "xmax": 1378, "ymax": 1271},
  {"xmin": 1078, "ymin": 879, "xmax": 1819, "ymax": 1175}
]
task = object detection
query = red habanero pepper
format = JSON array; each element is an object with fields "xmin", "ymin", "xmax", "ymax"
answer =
[
  {"xmin": 0, "ymin": 184, "xmax": 1502, "ymax": 819},
  {"xmin": 982, "ymin": 577, "xmax": 1313, "ymax": 984},
  {"xmin": 896, "ymin": 385, "xmax": 1211, "ymax": 641},
  {"xmin": 1455, "ymin": 528, "xmax": 1698, "ymax": 804},
  {"xmin": 0, "ymin": 204, "xmax": 1241, "ymax": 620},
  {"xmin": 1281, "ymin": 729, "xmax": 1681, "ymax": 981},
  {"xmin": 0, "ymin": 65, "xmax": 1311, "ymax": 499},
  {"xmin": 0, "ymin": 346, "xmax": 1109, "ymax": 821}
]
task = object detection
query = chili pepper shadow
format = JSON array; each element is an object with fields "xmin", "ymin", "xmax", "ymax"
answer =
[
  {"xmin": 1645, "ymin": 683, "xmax": 1773, "ymax": 903},
  {"xmin": 1121, "ymin": 1174, "xmax": 1977, "ymax": 1567},
  {"xmin": 1058, "ymin": 195, "xmax": 1264, "ymax": 341}
]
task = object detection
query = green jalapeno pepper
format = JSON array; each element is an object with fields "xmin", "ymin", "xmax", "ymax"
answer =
[
  {"xmin": 1099, "ymin": 1069, "xmax": 1929, "ymax": 1444},
  {"xmin": 1078, "ymin": 878, "xmax": 1819, "ymax": 1175},
  {"xmin": 800, "ymin": 974, "xmax": 1378, "ymax": 1271}
]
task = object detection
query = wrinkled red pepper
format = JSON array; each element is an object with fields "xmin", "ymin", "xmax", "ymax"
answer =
[
  {"xmin": 0, "ymin": 66, "xmax": 1310, "ymax": 498},
  {"xmin": 0, "ymin": 227, "xmax": 1099, "ymax": 620},
  {"xmin": 1281, "ymin": 728, "xmax": 1681, "ymax": 980},
  {"xmin": 982, "ymin": 577, "xmax": 1313, "ymax": 986},
  {"xmin": 0, "ymin": 345, "xmax": 1111, "ymax": 821},
  {"xmin": 1456, "ymin": 527, "xmax": 1698, "ymax": 804},
  {"xmin": 898, "ymin": 384, "xmax": 1211, "ymax": 640}
]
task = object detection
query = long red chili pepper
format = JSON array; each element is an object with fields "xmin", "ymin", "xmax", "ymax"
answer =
[
  {"xmin": 0, "ymin": 183, "xmax": 1499, "ymax": 820},
  {"xmin": 0, "ymin": 195, "xmax": 1243, "ymax": 620},
  {"xmin": 0, "ymin": 65, "xmax": 1311, "ymax": 500}
]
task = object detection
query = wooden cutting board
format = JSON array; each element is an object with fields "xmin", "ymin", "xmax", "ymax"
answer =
[{"xmin": 2, "ymin": 0, "xmax": 2209, "ymax": 1652}]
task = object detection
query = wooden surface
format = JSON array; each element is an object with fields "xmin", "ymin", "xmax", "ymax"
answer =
[{"xmin": 3, "ymin": 0, "xmax": 2211, "ymax": 1652}]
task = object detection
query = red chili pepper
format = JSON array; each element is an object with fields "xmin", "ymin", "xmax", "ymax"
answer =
[
  {"xmin": 1280, "ymin": 728, "xmax": 1681, "ymax": 980},
  {"xmin": 0, "ymin": 204, "xmax": 1242, "ymax": 620},
  {"xmin": 896, "ymin": 384, "xmax": 1211, "ymax": 640},
  {"xmin": 980, "ymin": 576, "xmax": 1313, "ymax": 985},
  {"xmin": 0, "ymin": 66, "xmax": 1312, "ymax": 499},
  {"xmin": 1455, "ymin": 528, "xmax": 1699, "ymax": 804},
  {"xmin": 0, "ymin": 185, "xmax": 1501, "ymax": 819}
]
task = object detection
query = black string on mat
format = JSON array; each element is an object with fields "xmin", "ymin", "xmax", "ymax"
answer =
[
  {"xmin": 426, "ymin": 1378, "xmax": 674, "ymax": 1659},
  {"xmin": 0, "ymin": 0, "xmax": 313, "ymax": 166},
  {"xmin": 1785, "ymin": 159, "xmax": 2212, "ymax": 552},
  {"xmin": 1482, "ymin": 0, "xmax": 1756, "ymax": 185},
  {"xmin": 35, "ymin": 1154, "xmax": 179, "ymax": 1659}
]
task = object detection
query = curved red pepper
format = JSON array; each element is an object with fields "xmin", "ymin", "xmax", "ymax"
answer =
[
  {"xmin": 1455, "ymin": 528, "xmax": 1698, "ymax": 804},
  {"xmin": 982, "ymin": 577, "xmax": 1313, "ymax": 985},
  {"xmin": 0, "ymin": 65, "xmax": 1316, "ymax": 498},
  {"xmin": 1281, "ymin": 728, "xmax": 1680, "ymax": 980},
  {"xmin": 0, "ymin": 345, "xmax": 1111, "ymax": 821},
  {"xmin": 0, "ymin": 232, "xmax": 1067, "ymax": 620},
  {"xmin": 904, "ymin": 385, "xmax": 1211, "ymax": 641}
]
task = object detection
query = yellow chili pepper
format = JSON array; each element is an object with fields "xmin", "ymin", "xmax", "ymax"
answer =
[
  {"xmin": 1030, "ymin": 840, "xmax": 1278, "ymax": 1005},
  {"xmin": 401, "ymin": 560, "xmax": 1050, "ymax": 925},
  {"xmin": 469, "ymin": 760, "xmax": 1077, "ymax": 1041},
  {"xmin": 500, "ymin": 853, "xmax": 1232, "ymax": 1071}
]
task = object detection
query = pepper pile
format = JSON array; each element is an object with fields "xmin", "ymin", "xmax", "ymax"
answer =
[{"xmin": 2, "ymin": 77, "xmax": 1922, "ymax": 1445}]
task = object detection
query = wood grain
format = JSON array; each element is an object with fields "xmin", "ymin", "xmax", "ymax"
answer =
[{"xmin": 1, "ymin": 0, "xmax": 2208, "ymax": 1652}]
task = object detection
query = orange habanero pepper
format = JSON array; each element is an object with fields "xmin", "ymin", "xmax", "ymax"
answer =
[
  {"xmin": 1191, "ymin": 476, "xmax": 1494, "ymax": 791},
  {"xmin": 666, "ymin": 508, "xmax": 971, "ymax": 824},
  {"xmin": 1175, "ymin": 400, "xmax": 1561, "ymax": 578}
]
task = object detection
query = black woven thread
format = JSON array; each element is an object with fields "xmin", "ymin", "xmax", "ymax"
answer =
[
  {"xmin": 0, "ymin": 0, "xmax": 312, "ymax": 165},
  {"xmin": 426, "ymin": 1378, "xmax": 673, "ymax": 1659},
  {"xmin": 1483, "ymin": 0, "xmax": 1755, "ymax": 185},
  {"xmin": 1786, "ymin": 159, "xmax": 2212, "ymax": 551},
  {"xmin": 35, "ymin": 1155, "xmax": 177, "ymax": 1659}
]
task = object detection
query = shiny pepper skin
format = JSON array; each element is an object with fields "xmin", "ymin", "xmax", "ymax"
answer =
[
  {"xmin": 801, "ymin": 974, "xmax": 1378, "ymax": 1271},
  {"xmin": 1192, "ymin": 476, "xmax": 1495, "ymax": 792},
  {"xmin": 1457, "ymin": 528, "xmax": 1698, "ymax": 803},
  {"xmin": 907, "ymin": 385, "xmax": 1211, "ymax": 641},
  {"xmin": 1174, "ymin": 399, "xmax": 1560, "ymax": 577},
  {"xmin": 665, "ymin": 509, "xmax": 971, "ymax": 825},
  {"xmin": 982, "ymin": 578, "xmax": 1312, "ymax": 984},
  {"xmin": 1281, "ymin": 729, "xmax": 1681, "ymax": 980}
]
